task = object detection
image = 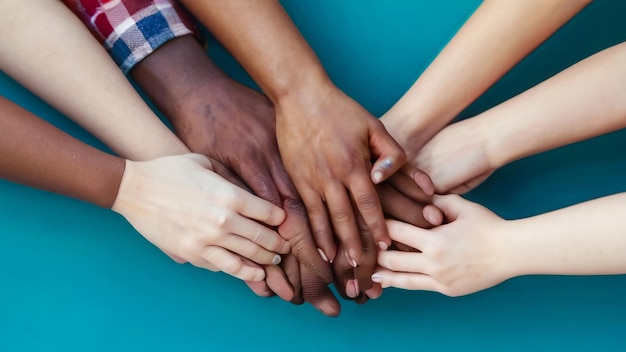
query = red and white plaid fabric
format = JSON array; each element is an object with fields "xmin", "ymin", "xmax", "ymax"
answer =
[{"xmin": 65, "ymin": 0, "xmax": 197, "ymax": 72}]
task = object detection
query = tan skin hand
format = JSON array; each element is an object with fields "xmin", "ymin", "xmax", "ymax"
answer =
[
  {"xmin": 172, "ymin": 76, "xmax": 333, "ymax": 285},
  {"xmin": 276, "ymin": 86, "xmax": 407, "ymax": 267}
]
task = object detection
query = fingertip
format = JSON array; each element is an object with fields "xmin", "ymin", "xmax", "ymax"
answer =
[
  {"xmin": 414, "ymin": 171, "xmax": 435, "ymax": 196},
  {"xmin": 423, "ymin": 204, "xmax": 444, "ymax": 226},
  {"xmin": 269, "ymin": 206, "xmax": 287, "ymax": 226},
  {"xmin": 371, "ymin": 273, "xmax": 384, "ymax": 285},
  {"xmin": 371, "ymin": 157, "xmax": 397, "ymax": 184}
]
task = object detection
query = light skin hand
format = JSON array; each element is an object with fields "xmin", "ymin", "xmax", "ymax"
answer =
[
  {"xmin": 412, "ymin": 117, "xmax": 496, "ymax": 194},
  {"xmin": 112, "ymin": 154, "xmax": 290, "ymax": 282},
  {"xmin": 372, "ymin": 195, "xmax": 511, "ymax": 296}
]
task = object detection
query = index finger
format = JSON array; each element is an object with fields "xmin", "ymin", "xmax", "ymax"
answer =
[{"xmin": 348, "ymin": 175, "xmax": 390, "ymax": 250}]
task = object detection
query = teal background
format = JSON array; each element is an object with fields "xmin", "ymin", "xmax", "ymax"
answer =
[{"xmin": 1, "ymin": 0, "xmax": 626, "ymax": 350}]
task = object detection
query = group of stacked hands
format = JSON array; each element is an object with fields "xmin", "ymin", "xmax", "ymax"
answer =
[{"xmin": 2, "ymin": 0, "xmax": 625, "ymax": 317}]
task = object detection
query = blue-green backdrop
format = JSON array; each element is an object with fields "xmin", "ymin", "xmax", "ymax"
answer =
[{"xmin": 1, "ymin": 0, "xmax": 626, "ymax": 350}]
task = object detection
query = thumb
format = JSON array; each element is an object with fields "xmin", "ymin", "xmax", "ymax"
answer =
[
  {"xmin": 431, "ymin": 194, "xmax": 474, "ymax": 222},
  {"xmin": 369, "ymin": 121, "xmax": 407, "ymax": 184}
]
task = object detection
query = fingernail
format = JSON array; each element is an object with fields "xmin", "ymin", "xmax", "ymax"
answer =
[
  {"xmin": 272, "ymin": 255, "xmax": 282, "ymax": 265},
  {"xmin": 368, "ymin": 291, "xmax": 382, "ymax": 299},
  {"xmin": 345, "ymin": 251, "xmax": 358, "ymax": 268},
  {"xmin": 346, "ymin": 279, "xmax": 360, "ymax": 298},
  {"xmin": 371, "ymin": 274, "xmax": 383, "ymax": 283},
  {"xmin": 378, "ymin": 241, "xmax": 389, "ymax": 250},
  {"xmin": 317, "ymin": 248, "xmax": 329, "ymax": 263},
  {"xmin": 380, "ymin": 158, "xmax": 393, "ymax": 170},
  {"xmin": 373, "ymin": 171, "xmax": 383, "ymax": 184}
]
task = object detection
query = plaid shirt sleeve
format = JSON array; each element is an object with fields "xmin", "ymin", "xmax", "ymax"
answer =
[{"xmin": 64, "ymin": 0, "xmax": 198, "ymax": 73}]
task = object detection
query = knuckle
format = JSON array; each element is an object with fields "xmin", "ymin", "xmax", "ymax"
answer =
[
  {"xmin": 243, "ymin": 244, "xmax": 263, "ymax": 260},
  {"xmin": 330, "ymin": 208, "xmax": 352, "ymax": 224},
  {"xmin": 212, "ymin": 210, "xmax": 232, "ymax": 228},
  {"xmin": 283, "ymin": 197, "xmax": 307, "ymax": 218},
  {"xmin": 216, "ymin": 188, "xmax": 239, "ymax": 208},
  {"xmin": 221, "ymin": 258, "xmax": 245, "ymax": 276},
  {"xmin": 180, "ymin": 236, "xmax": 201, "ymax": 255},
  {"xmin": 355, "ymin": 192, "xmax": 379, "ymax": 214}
]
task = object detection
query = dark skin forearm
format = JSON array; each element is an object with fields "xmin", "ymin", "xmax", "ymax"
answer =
[
  {"xmin": 130, "ymin": 35, "xmax": 228, "ymax": 132},
  {"xmin": 178, "ymin": 0, "xmax": 329, "ymax": 103},
  {"xmin": 0, "ymin": 96, "xmax": 124, "ymax": 208}
]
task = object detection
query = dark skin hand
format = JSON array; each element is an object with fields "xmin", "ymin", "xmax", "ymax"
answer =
[
  {"xmin": 333, "ymin": 168, "xmax": 443, "ymax": 303},
  {"xmin": 179, "ymin": 0, "xmax": 409, "ymax": 267},
  {"xmin": 131, "ymin": 35, "xmax": 336, "ymax": 312},
  {"xmin": 131, "ymin": 35, "xmax": 332, "ymax": 283}
]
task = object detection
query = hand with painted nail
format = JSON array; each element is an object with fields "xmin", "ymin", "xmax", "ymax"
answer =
[
  {"xmin": 334, "ymin": 171, "xmax": 443, "ymax": 303},
  {"xmin": 372, "ymin": 195, "xmax": 510, "ymax": 296},
  {"xmin": 276, "ymin": 84, "xmax": 407, "ymax": 268},
  {"xmin": 112, "ymin": 153, "xmax": 290, "ymax": 282}
]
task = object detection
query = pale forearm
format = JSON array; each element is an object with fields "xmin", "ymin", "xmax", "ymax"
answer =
[
  {"xmin": 0, "ymin": 0, "xmax": 188, "ymax": 160},
  {"xmin": 505, "ymin": 193, "xmax": 626, "ymax": 277},
  {"xmin": 384, "ymin": 0, "xmax": 591, "ymax": 153},
  {"xmin": 178, "ymin": 0, "xmax": 332, "ymax": 104},
  {"xmin": 483, "ymin": 42, "xmax": 626, "ymax": 168}
]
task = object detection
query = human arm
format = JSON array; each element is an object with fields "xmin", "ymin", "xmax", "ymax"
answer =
[
  {"xmin": 179, "ymin": 0, "xmax": 409, "ymax": 265},
  {"xmin": 413, "ymin": 41, "xmax": 626, "ymax": 193},
  {"xmin": 0, "ymin": 0, "xmax": 188, "ymax": 160},
  {"xmin": 382, "ymin": 0, "xmax": 592, "ymax": 157},
  {"xmin": 0, "ymin": 96, "xmax": 124, "ymax": 209},
  {"xmin": 0, "ymin": 96, "xmax": 289, "ymax": 280},
  {"xmin": 373, "ymin": 194, "xmax": 626, "ymax": 296}
]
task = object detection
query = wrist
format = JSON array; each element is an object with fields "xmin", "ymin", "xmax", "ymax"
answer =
[
  {"xmin": 381, "ymin": 112, "xmax": 442, "ymax": 157},
  {"xmin": 271, "ymin": 65, "xmax": 334, "ymax": 111},
  {"xmin": 480, "ymin": 108, "xmax": 522, "ymax": 170},
  {"xmin": 131, "ymin": 36, "xmax": 229, "ymax": 122},
  {"xmin": 494, "ymin": 219, "xmax": 525, "ymax": 281}
]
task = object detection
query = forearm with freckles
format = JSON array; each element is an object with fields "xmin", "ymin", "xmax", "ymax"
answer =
[{"xmin": 0, "ymin": 96, "xmax": 124, "ymax": 209}]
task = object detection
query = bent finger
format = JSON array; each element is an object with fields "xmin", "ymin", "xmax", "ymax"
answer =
[
  {"xmin": 378, "ymin": 183, "xmax": 432, "ymax": 228},
  {"xmin": 369, "ymin": 120, "xmax": 407, "ymax": 184},
  {"xmin": 391, "ymin": 165, "xmax": 435, "ymax": 201}
]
